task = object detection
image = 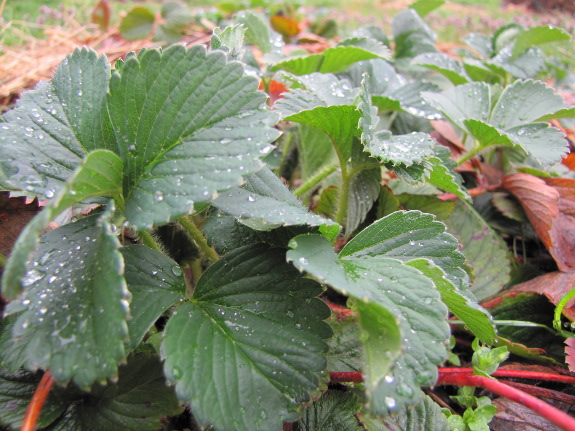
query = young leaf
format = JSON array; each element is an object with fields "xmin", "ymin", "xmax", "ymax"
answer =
[
  {"xmin": 2, "ymin": 149, "xmax": 123, "ymax": 299},
  {"xmin": 211, "ymin": 167, "xmax": 340, "ymax": 232},
  {"xmin": 108, "ymin": 45, "xmax": 281, "ymax": 228},
  {"xmin": 161, "ymin": 244, "xmax": 331, "ymax": 431},
  {"xmin": 121, "ymin": 246, "xmax": 186, "ymax": 351},
  {"xmin": 297, "ymin": 390, "xmax": 365, "ymax": 430},
  {"xmin": 211, "ymin": 24, "xmax": 247, "ymax": 60},
  {"xmin": 270, "ymin": 38, "xmax": 389, "ymax": 75},
  {"xmin": 119, "ymin": 7, "xmax": 155, "ymax": 40},
  {"xmin": 0, "ymin": 48, "xmax": 112, "ymax": 196},
  {"xmin": 4, "ymin": 211, "xmax": 129, "ymax": 387},
  {"xmin": 236, "ymin": 11, "xmax": 276, "ymax": 54},
  {"xmin": 444, "ymin": 200, "xmax": 511, "ymax": 301},
  {"xmin": 511, "ymin": 25, "xmax": 571, "ymax": 58}
]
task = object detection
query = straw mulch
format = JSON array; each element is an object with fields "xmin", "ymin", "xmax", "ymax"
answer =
[{"xmin": 0, "ymin": 13, "xmax": 212, "ymax": 109}]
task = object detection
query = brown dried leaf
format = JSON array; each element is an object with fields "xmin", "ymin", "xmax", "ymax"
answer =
[
  {"xmin": 565, "ymin": 338, "xmax": 575, "ymax": 372},
  {"xmin": 491, "ymin": 398, "xmax": 565, "ymax": 431},
  {"xmin": 508, "ymin": 271, "xmax": 575, "ymax": 321},
  {"xmin": 502, "ymin": 173, "xmax": 575, "ymax": 271},
  {"xmin": 0, "ymin": 192, "xmax": 41, "ymax": 258},
  {"xmin": 91, "ymin": 0, "xmax": 111, "ymax": 30}
]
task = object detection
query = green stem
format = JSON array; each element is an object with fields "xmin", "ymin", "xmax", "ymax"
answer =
[
  {"xmin": 293, "ymin": 164, "xmax": 337, "ymax": 197},
  {"xmin": 138, "ymin": 230, "xmax": 163, "ymax": 253},
  {"xmin": 0, "ymin": 253, "xmax": 6, "ymax": 269},
  {"xmin": 177, "ymin": 216, "xmax": 219, "ymax": 264},
  {"xmin": 276, "ymin": 132, "xmax": 295, "ymax": 177},
  {"xmin": 347, "ymin": 162, "xmax": 381, "ymax": 179},
  {"xmin": 334, "ymin": 146, "xmax": 350, "ymax": 227},
  {"xmin": 456, "ymin": 145, "xmax": 483, "ymax": 165}
]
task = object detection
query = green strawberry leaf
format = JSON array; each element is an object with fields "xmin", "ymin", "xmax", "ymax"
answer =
[
  {"xmin": 4, "ymin": 211, "xmax": 129, "ymax": 387},
  {"xmin": 0, "ymin": 368, "xmax": 68, "ymax": 429},
  {"xmin": 119, "ymin": 7, "xmax": 155, "ymax": 40},
  {"xmin": 297, "ymin": 390, "xmax": 365, "ymax": 430},
  {"xmin": 297, "ymin": 123, "xmax": 337, "ymax": 182},
  {"xmin": 444, "ymin": 200, "xmax": 511, "ymax": 301},
  {"xmin": 346, "ymin": 168, "xmax": 381, "ymax": 236},
  {"xmin": 491, "ymin": 46, "xmax": 546, "ymax": 79},
  {"xmin": 425, "ymin": 146, "xmax": 469, "ymax": 199},
  {"xmin": 512, "ymin": 25, "xmax": 571, "ymax": 58},
  {"xmin": 325, "ymin": 315, "xmax": 363, "ymax": 372},
  {"xmin": 368, "ymin": 395, "xmax": 450, "ymax": 430},
  {"xmin": 211, "ymin": 167, "xmax": 340, "ymax": 233},
  {"xmin": 340, "ymin": 210, "xmax": 468, "ymax": 287},
  {"xmin": 2, "ymin": 149, "xmax": 123, "ymax": 299},
  {"xmin": 412, "ymin": 53, "xmax": 470, "ymax": 85},
  {"xmin": 211, "ymin": 24, "xmax": 247, "ymax": 60},
  {"xmin": 0, "ymin": 48, "xmax": 112, "ymax": 196},
  {"xmin": 392, "ymin": 9, "xmax": 437, "ymax": 59},
  {"xmin": 236, "ymin": 11, "xmax": 277, "ymax": 54},
  {"xmin": 270, "ymin": 38, "xmax": 389, "ymax": 75},
  {"xmin": 410, "ymin": 0, "xmax": 445, "ymax": 17},
  {"xmin": 121, "ymin": 246, "xmax": 186, "ymax": 351},
  {"xmin": 407, "ymin": 259, "xmax": 496, "ymax": 344},
  {"xmin": 287, "ymin": 228, "xmax": 451, "ymax": 414},
  {"xmin": 161, "ymin": 244, "xmax": 331, "ymax": 431},
  {"xmin": 108, "ymin": 45, "xmax": 280, "ymax": 229}
]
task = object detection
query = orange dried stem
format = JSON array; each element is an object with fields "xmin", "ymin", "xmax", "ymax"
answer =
[{"xmin": 21, "ymin": 371, "xmax": 54, "ymax": 431}]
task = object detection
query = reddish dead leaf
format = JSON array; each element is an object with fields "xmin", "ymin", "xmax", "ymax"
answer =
[
  {"xmin": 270, "ymin": 14, "xmax": 301, "ymax": 38},
  {"xmin": 565, "ymin": 338, "xmax": 575, "ymax": 372},
  {"xmin": 508, "ymin": 271, "xmax": 575, "ymax": 321},
  {"xmin": 0, "ymin": 192, "xmax": 41, "ymax": 258},
  {"xmin": 91, "ymin": 0, "xmax": 111, "ymax": 31},
  {"xmin": 430, "ymin": 120, "xmax": 464, "ymax": 150},
  {"xmin": 502, "ymin": 173, "xmax": 575, "ymax": 271},
  {"xmin": 491, "ymin": 398, "xmax": 565, "ymax": 431},
  {"xmin": 561, "ymin": 153, "xmax": 575, "ymax": 171}
]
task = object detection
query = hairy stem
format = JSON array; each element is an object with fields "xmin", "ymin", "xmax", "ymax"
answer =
[
  {"xmin": 438, "ymin": 367, "xmax": 575, "ymax": 385},
  {"xmin": 293, "ymin": 164, "xmax": 337, "ymax": 197},
  {"xmin": 177, "ymin": 216, "xmax": 219, "ymax": 264},
  {"xmin": 22, "ymin": 371, "xmax": 54, "ymax": 431},
  {"xmin": 138, "ymin": 230, "xmax": 163, "ymax": 253},
  {"xmin": 438, "ymin": 372, "xmax": 575, "ymax": 431}
]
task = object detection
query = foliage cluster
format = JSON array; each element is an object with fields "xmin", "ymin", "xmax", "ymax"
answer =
[{"xmin": 0, "ymin": 1, "xmax": 574, "ymax": 430}]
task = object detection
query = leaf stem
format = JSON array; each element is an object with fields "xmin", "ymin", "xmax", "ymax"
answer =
[
  {"xmin": 0, "ymin": 253, "xmax": 5, "ymax": 269},
  {"xmin": 438, "ymin": 367, "xmax": 575, "ymax": 385},
  {"xmin": 138, "ymin": 230, "xmax": 163, "ymax": 253},
  {"xmin": 177, "ymin": 216, "xmax": 219, "ymax": 264},
  {"xmin": 276, "ymin": 132, "xmax": 295, "ymax": 178},
  {"xmin": 456, "ymin": 145, "xmax": 483, "ymax": 165},
  {"xmin": 437, "ymin": 372, "xmax": 575, "ymax": 431},
  {"xmin": 333, "ymin": 144, "xmax": 350, "ymax": 227},
  {"xmin": 21, "ymin": 371, "xmax": 54, "ymax": 431},
  {"xmin": 330, "ymin": 371, "xmax": 363, "ymax": 383},
  {"xmin": 293, "ymin": 164, "xmax": 337, "ymax": 197}
]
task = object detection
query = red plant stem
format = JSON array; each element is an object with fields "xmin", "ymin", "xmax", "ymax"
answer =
[
  {"xmin": 325, "ymin": 301, "xmax": 355, "ymax": 320},
  {"xmin": 329, "ymin": 372, "xmax": 363, "ymax": 383},
  {"xmin": 437, "ymin": 372, "xmax": 575, "ymax": 431},
  {"xmin": 21, "ymin": 370, "xmax": 54, "ymax": 431},
  {"xmin": 439, "ymin": 367, "xmax": 575, "ymax": 385},
  {"xmin": 282, "ymin": 421, "xmax": 293, "ymax": 431}
]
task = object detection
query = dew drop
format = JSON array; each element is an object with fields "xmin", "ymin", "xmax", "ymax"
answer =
[
  {"xmin": 385, "ymin": 397, "xmax": 396, "ymax": 409},
  {"xmin": 171, "ymin": 265, "xmax": 183, "ymax": 276},
  {"xmin": 154, "ymin": 191, "xmax": 164, "ymax": 202}
]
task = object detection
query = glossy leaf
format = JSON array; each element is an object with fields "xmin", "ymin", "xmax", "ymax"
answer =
[
  {"xmin": 4, "ymin": 212, "xmax": 129, "ymax": 387},
  {"xmin": 444, "ymin": 200, "xmax": 511, "ymax": 301},
  {"xmin": 161, "ymin": 244, "xmax": 331, "ymax": 431},
  {"xmin": 212, "ymin": 167, "xmax": 340, "ymax": 233},
  {"xmin": 119, "ymin": 7, "xmax": 155, "ymax": 40},
  {"xmin": 121, "ymin": 246, "xmax": 186, "ymax": 351},
  {"xmin": 108, "ymin": 45, "xmax": 280, "ymax": 228},
  {"xmin": 297, "ymin": 390, "xmax": 365, "ymax": 430},
  {"xmin": 2, "ymin": 149, "xmax": 123, "ymax": 299}
]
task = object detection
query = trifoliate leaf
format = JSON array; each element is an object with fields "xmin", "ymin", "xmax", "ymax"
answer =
[
  {"xmin": 108, "ymin": 45, "xmax": 280, "ymax": 228},
  {"xmin": 297, "ymin": 390, "xmax": 365, "ymax": 430},
  {"xmin": 4, "ymin": 212, "xmax": 129, "ymax": 387},
  {"xmin": 121, "ymin": 246, "xmax": 186, "ymax": 351},
  {"xmin": 444, "ymin": 200, "xmax": 511, "ymax": 301},
  {"xmin": 161, "ymin": 244, "xmax": 331, "ymax": 431},
  {"xmin": 212, "ymin": 167, "xmax": 340, "ymax": 232}
]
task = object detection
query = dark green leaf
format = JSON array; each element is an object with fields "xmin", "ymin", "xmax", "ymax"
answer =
[
  {"xmin": 121, "ymin": 246, "xmax": 186, "ymax": 351},
  {"xmin": 161, "ymin": 244, "xmax": 331, "ymax": 431},
  {"xmin": 444, "ymin": 200, "xmax": 511, "ymax": 301},
  {"xmin": 2, "ymin": 149, "xmax": 123, "ymax": 299},
  {"xmin": 367, "ymin": 395, "xmax": 450, "ymax": 430},
  {"xmin": 325, "ymin": 316, "xmax": 363, "ymax": 372},
  {"xmin": 119, "ymin": 7, "xmax": 155, "ymax": 40},
  {"xmin": 212, "ymin": 167, "xmax": 339, "ymax": 232},
  {"xmin": 297, "ymin": 390, "xmax": 364, "ymax": 430},
  {"xmin": 0, "ymin": 48, "xmax": 112, "ymax": 196},
  {"xmin": 5, "ymin": 212, "xmax": 129, "ymax": 387},
  {"xmin": 108, "ymin": 45, "xmax": 280, "ymax": 229}
]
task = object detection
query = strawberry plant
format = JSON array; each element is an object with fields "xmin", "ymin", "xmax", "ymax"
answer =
[{"xmin": 1, "ymin": 2, "xmax": 575, "ymax": 430}]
